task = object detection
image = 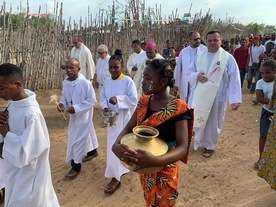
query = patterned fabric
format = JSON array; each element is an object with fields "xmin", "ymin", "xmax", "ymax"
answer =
[
  {"xmin": 137, "ymin": 95, "xmax": 194, "ymax": 206},
  {"xmin": 258, "ymin": 113, "xmax": 276, "ymax": 190},
  {"xmin": 137, "ymin": 95, "xmax": 194, "ymax": 163},
  {"xmin": 140, "ymin": 162, "xmax": 179, "ymax": 207}
]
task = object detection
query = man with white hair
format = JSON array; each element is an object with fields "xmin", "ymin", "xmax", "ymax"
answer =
[{"xmin": 93, "ymin": 44, "xmax": 111, "ymax": 94}]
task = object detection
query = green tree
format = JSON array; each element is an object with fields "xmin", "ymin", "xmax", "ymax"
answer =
[
  {"xmin": 0, "ymin": 12, "xmax": 25, "ymax": 30},
  {"xmin": 245, "ymin": 22, "xmax": 265, "ymax": 35},
  {"xmin": 0, "ymin": 12, "xmax": 56, "ymax": 30}
]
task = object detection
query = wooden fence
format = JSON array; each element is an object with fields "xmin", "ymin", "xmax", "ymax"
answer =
[{"xmin": 0, "ymin": 0, "xmax": 242, "ymax": 90}]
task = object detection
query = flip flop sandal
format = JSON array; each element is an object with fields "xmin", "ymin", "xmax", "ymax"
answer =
[
  {"xmin": 104, "ymin": 181, "xmax": 121, "ymax": 195},
  {"xmin": 203, "ymin": 148, "xmax": 214, "ymax": 158},
  {"xmin": 254, "ymin": 161, "xmax": 260, "ymax": 169}
]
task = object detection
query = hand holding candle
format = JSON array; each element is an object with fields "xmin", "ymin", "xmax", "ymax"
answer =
[{"xmin": 49, "ymin": 94, "xmax": 67, "ymax": 120}]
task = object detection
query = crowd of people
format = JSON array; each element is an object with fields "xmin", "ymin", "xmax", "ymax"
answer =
[{"xmin": 0, "ymin": 30, "xmax": 276, "ymax": 206}]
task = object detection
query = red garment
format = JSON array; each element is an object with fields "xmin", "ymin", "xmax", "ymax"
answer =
[{"xmin": 233, "ymin": 47, "xmax": 249, "ymax": 68}]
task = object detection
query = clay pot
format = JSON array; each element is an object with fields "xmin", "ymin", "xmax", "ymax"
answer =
[{"xmin": 120, "ymin": 125, "xmax": 168, "ymax": 173}]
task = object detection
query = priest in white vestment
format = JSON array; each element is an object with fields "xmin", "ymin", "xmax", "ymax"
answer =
[
  {"xmin": 100, "ymin": 49, "xmax": 138, "ymax": 194},
  {"xmin": 188, "ymin": 31, "xmax": 242, "ymax": 158},
  {"xmin": 59, "ymin": 58, "xmax": 99, "ymax": 179},
  {"xmin": 0, "ymin": 62, "xmax": 59, "ymax": 207},
  {"xmin": 71, "ymin": 34, "xmax": 95, "ymax": 81},
  {"xmin": 174, "ymin": 31, "xmax": 207, "ymax": 103}
]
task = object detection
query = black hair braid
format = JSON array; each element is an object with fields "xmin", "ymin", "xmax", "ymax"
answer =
[
  {"xmin": 148, "ymin": 59, "xmax": 175, "ymax": 88},
  {"xmin": 109, "ymin": 49, "xmax": 124, "ymax": 65}
]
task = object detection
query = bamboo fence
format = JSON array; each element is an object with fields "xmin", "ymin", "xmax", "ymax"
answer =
[{"xmin": 0, "ymin": 0, "xmax": 242, "ymax": 90}]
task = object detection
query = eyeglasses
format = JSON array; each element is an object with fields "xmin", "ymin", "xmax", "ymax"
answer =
[
  {"xmin": 193, "ymin": 38, "xmax": 201, "ymax": 41},
  {"xmin": 98, "ymin": 51, "xmax": 106, "ymax": 54}
]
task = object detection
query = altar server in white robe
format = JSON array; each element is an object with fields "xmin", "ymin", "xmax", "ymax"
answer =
[
  {"xmin": 173, "ymin": 31, "xmax": 207, "ymax": 103},
  {"xmin": 188, "ymin": 31, "xmax": 242, "ymax": 158},
  {"xmin": 0, "ymin": 63, "xmax": 59, "ymax": 206},
  {"xmin": 71, "ymin": 34, "xmax": 95, "ymax": 81},
  {"xmin": 59, "ymin": 58, "xmax": 99, "ymax": 179},
  {"xmin": 100, "ymin": 49, "xmax": 137, "ymax": 195}
]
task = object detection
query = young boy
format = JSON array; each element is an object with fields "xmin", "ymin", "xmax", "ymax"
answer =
[
  {"xmin": 0, "ymin": 63, "xmax": 60, "ymax": 206},
  {"xmin": 58, "ymin": 58, "xmax": 99, "ymax": 179}
]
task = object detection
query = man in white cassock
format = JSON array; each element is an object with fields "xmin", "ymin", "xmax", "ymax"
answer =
[
  {"xmin": 188, "ymin": 31, "xmax": 242, "ymax": 158},
  {"xmin": 0, "ymin": 63, "xmax": 59, "ymax": 207},
  {"xmin": 126, "ymin": 39, "xmax": 146, "ymax": 82},
  {"xmin": 100, "ymin": 50, "xmax": 138, "ymax": 194},
  {"xmin": 59, "ymin": 58, "xmax": 99, "ymax": 179},
  {"xmin": 173, "ymin": 31, "xmax": 207, "ymax": 104},
  {"xmin": 71, "ymin": 34, "xmax": 95, "ymax": 82}
]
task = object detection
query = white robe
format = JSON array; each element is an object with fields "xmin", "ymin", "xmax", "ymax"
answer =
[
  {"xmin": 2, "ymin": 89, "xmax": 59, "ymax": 207},
  {"xmin": 100, "ymin": 75, "xmax": 138, "ymax": 181},
  {"xmin": 188, "ymin": 50, "xmax": 242, "ymax": 150},
  {"xmin": 126, "ymin": 50, "xmax": 146, "ymax": 81},
  {"xmin": 71, "ymin": 44, "xmax": 95, "ymax": 80},
  {"xmin": 60, "ymin": 73, "xmax": 99, "ymax": 164},
  {"xmin": 174, "ymin": 44, "xmax": 207, "ymax": 102},
  {"xmin": 0, "ymin": 157, "xmax": 4, "ymax": 189},
  {"xmin": 95, "ymin": 55, "xmax": 111, "ymax": 93}
]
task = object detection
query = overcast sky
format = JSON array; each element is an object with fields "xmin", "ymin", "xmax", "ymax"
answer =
[{"xmin": 3, "ymin": 0, "xmax": 275, "ymax": 27}]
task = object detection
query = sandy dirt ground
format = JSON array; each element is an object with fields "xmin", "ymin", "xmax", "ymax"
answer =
[{"xmin": 1, "ymin": 87, "xmax": 276, "ymax": 207}]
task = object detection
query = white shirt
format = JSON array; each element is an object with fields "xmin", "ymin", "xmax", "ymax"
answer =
[
  {"xmin": 95, "ymin": 55, "xmax": 111, "ymax": 85},
  {"xmin": 256, "ymin": 79, "xmax": 275, "ymax": 113},
  {"xmin": 248, "ymin": 45, "xmax": 266, "ymax": 66}
]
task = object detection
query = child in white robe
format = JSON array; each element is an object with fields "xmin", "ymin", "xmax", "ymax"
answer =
[
  {"xmin": 100, "ymin": 49, "xmax": 138, "ymax": 194},
  {"xmin": 59, "ymin": 58, "xmax": 99, "ymax": 179},
  {"xmin": 0, "ymin": 63, "xmax": 60, "ymax": 207}
]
